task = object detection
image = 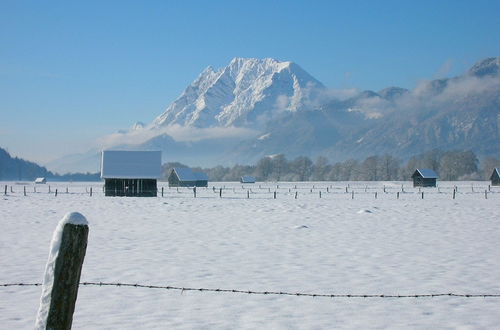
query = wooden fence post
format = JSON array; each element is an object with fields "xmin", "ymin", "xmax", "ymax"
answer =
[
  {"xmin": 274, "ymin": 191, "xmax": 276, "ymax": 199},
  {"xmin": 219, "ymin": 188, "xmax": 222, "ymax": 198},
  {"xmin": 4, "ymin": 185, "xmax": 6, "ymax": 195},
  {"xmin": 89, "ymin": 187, "xmax": 92, "ymax": 197},
  {"xmin": 193, "ymin": 187, "xmax": 197, "ymax": 198},
  {"xmin": 162, "ymin": 187, "xmax": 164, "ymax": 197},
  {"xmin": 35, "ymin": 212, "xmax": 89, "ymax": 330}
]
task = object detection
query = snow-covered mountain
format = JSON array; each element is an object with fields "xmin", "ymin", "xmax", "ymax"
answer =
[
  {"xmin": 152, "ymin": 58, "xmax": 324, "ymax": 129},
  {"xmin": 47, "ymin": 57, "xmax": 500, "ymax": 173}
]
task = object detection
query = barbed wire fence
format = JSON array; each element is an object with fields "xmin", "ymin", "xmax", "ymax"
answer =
[
  {"xmin": 2, "ymin": 282, "xmax": 499, "ymax": 299},
  {"xmin": 3, "ymin": 182, "xmax": 500, "ymax": 200}
]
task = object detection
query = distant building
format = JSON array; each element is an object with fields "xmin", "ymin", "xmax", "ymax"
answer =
[
  {"xmin": 168, "ymin": 168, "xmax": 209, "ymax": 187},
  {"xmin": 411, "ymin": 169, "xmax": 438, "ymax": 187},
  {"xmin": 101, "ymin": 150, "xmax": 161, "ymax": 197},
  {"xmin": 240, "ymin": 175, "xmax": 256, "ymax": 183},
  {"xmin": 491, "ymin": 167, "xmax": 500, "ymax": 186},
  {"xmin": 34, "ymin": 177, "xmax": 46, "ymax": 184}
]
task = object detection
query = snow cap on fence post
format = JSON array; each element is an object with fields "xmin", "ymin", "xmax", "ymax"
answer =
[{"xmin": 35, "ymin": 212, "xmax": 89, "ymax": 330}]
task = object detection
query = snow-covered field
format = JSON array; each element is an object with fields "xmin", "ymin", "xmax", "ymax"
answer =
[{"xmin": 1, "ymin": 181, "xmax": 499, "ymax": 329}]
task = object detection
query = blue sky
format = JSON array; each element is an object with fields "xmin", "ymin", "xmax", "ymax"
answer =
[{"xmin": 1, "ymin": 0, "xmax": 500, "ymax": 164}]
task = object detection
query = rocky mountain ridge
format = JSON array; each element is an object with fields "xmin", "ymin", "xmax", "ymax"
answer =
[{"xmin": 47, "ymin": 57, "xmax": 500, "ymax": 172}]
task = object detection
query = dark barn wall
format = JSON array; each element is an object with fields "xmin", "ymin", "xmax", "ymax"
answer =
[
  {"xmin": 195, "ymin": 180, "xmax": 208, "ymax": 187},
  {"xmin": 167, "ymin": 171, "xmax": 187, "ymax": 187},
  {"xmin": 105, "ymin": 178, "xmax": 157, "ymax": 197},
  {"xmin": 412, "ymin": 176, "xmax": 436, "ymax": 187},
  {"xmin": 492, "ymin": 171, "xmax": 500, "ymax": 186}
]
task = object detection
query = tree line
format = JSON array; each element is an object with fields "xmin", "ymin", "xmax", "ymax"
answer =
[
  {"xmin": 0, "ymin": 147, "xmax": 100, "ymax": 181},
  {"xmin": 162, "ymin": 149, "xmax": 499, "ymax": 182}
]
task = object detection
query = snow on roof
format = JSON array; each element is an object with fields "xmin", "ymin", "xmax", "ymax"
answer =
[
  {"xmin": 173, "ymin": 168, "xmax": 208, "ymax": 181},
  {"xmin": 241, "ymin": 175, "xmax": 256, "ymax": 183},
  {"xmin": 35, "ymin": 177, "xmax": 46, "ymax": 183},
  {"xmin": 101, "ymin": 150, "xmax": 161, "ymax": 179},
  {"xmin": 493, "ymin": 167, "xmax": 500, "ymax": 177},
  {"xmin": 415, "ymin": 168, "xmax": 438, "ymax": 179},
  {"xmin": 194, "ymin": 172, "xmax": 209, "ymax": 181}
]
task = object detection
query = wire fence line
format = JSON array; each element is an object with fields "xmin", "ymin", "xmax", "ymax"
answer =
[{"xmin": 2, "ymin": 282, "xmax": 499, "ymax": 299}]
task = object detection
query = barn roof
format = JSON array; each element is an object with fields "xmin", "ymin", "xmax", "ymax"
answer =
[
  {"xmin": 101, "ymin": 150, "xmax": 161, "ymax": 179},
  {"xmin": 493, "ymin": 167, "xmax": 500, "ymax": 177},
  {"xmin": 241, "ymin": 175, "xmax": 256, "ymax": 183},
  {"xmin": 414, "ymin": 168, "xmax": 438, "ymax": 179},
  {"xmin": 173, "ymin": 168, "xmax": 208, "ymax": 182}
]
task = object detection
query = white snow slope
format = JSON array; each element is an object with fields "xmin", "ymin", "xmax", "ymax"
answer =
[
  {"xmin": 152, "ymin": 58, "xmax": 324, "ymax": 128},
  {"xmin": 1, "ymin": 181, "xmax": 499, "ymax": 329}
]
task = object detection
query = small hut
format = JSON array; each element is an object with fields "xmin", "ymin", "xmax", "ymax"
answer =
[
  {"xmin": 411, "ymin": 169, "xmax": 438, "ymax": 187},
  {"xmin": 240, "ymin": 176, "xmax": 256, "ymax": 183},
  {"xmin": 491, "ymin": 167, "xmax": 500, "ymax": 186},
  {"xmin": 34, "ymin": 177, "xmax": 46, "ymax": 184},
  {"xmin": 168, "ymin": 168, "xmax": 209, "ymax": 187},
  {"xmin": 101, "ymin": 150, "xmax": 161, "ymax": 197}
]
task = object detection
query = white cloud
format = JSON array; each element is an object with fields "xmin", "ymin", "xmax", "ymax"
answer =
[{"xmin": 97, "ymin": 124, "xmax": 259, "ymax": 150}]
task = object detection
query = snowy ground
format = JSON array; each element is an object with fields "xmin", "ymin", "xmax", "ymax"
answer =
[{"xmin": 1, "ymin": 181, "xmax": 499, "ymax": 329}]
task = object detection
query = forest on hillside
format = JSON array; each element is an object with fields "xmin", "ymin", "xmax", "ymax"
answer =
[{"xmin": 0, "ymin": 147, "xmax": 99, "ymax": 181}]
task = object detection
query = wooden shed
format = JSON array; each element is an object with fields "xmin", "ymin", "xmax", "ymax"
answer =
[
  {"xmin": 240, "ymin": 176, "xmax": 256, "ymax": 183},
  {"xmin": 411, "ymin": 168, "xmax": 438, "ymax": 187},
  {"xmin": 168, "ymin": 168, "xmax": 209, "ymax": 187},
  {"xmin": 101, "ymin": 150, "xmax": 161, "ymax": 197},
  {"xmin": 491, "ymin": 167, "xmax": 500, "ymax": 186}
]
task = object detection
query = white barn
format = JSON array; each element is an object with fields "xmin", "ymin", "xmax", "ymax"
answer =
[{"xmin": 101, "ymin": 150, "xmax": 161, "ymax": 197}]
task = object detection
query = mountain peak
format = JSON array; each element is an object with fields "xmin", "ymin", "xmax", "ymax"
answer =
[
  {"xmin": 468, "ymin": 57, "xmax": 500, "ymax": 77},
  {"xmin": 153, "ymin": 57, "xmax": 324, "ymax": 128}
]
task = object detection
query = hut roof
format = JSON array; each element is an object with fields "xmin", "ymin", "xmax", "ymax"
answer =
[
  {"xmin": 492, "ymin": 167, "xmax": 500, "ymax": 178},
  {"xmin": 241, "ymin": 175, "xmax": 256, "ymax": 183},
  {"xmin": 101, "ymin": 150, "xmax": 161, "ymax": 179},
  {"xmin": 173, "ymin": 168, "xmax": 208, "ymax": 181},
  {"xmin": 413, "ymin": 168, "xmax": 438, "ymax": 179}
]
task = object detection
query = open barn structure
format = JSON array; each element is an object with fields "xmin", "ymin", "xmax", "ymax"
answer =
[{"xmin": 101, "ymin": 150, "xmax": 161, "ymax": 197}]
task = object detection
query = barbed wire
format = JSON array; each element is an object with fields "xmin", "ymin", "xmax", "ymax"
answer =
[{"xmin": 2, "ymin": 282, "xmax": 499, "ymax": 299}]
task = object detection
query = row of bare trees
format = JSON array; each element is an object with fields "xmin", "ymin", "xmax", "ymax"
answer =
[{"xmin": 162, "ymin": 149, "xmax": 499, "ymax": 182}]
